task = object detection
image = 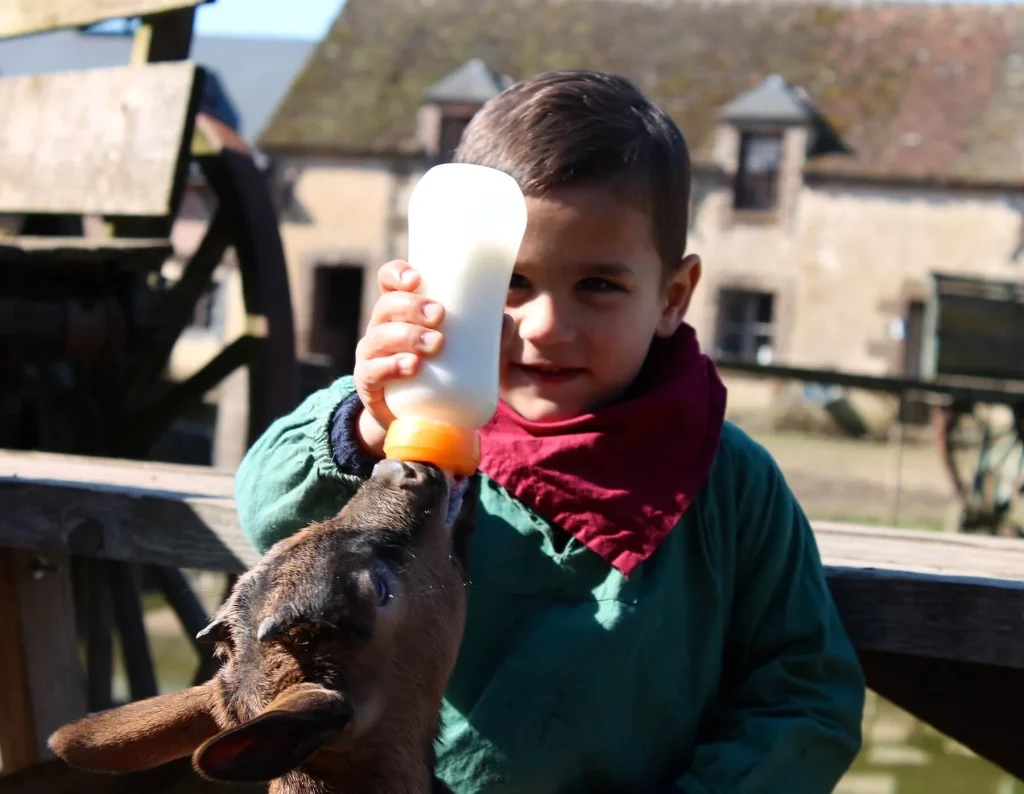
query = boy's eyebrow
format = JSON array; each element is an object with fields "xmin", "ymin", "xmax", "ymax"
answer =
[{"xmin": 579, "ymin": 262, "xmax": 635, "ymax": 278}]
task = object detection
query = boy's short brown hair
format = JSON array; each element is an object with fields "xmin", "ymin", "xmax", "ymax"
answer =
[{"xmin": 454, "ymin": 69, "xmax": 692, "ymax": 270}]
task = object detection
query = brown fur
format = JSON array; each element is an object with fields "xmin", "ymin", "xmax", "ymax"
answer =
[{"xmin": 48, "ymin": 461, "xmax": 477, "ymax": 794}]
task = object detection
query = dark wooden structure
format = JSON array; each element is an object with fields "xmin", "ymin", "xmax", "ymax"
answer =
[
  {"xmin": 0, "ymin": 449, "xmax": 1022, "ymax": 789},
  {"xmin": 717, "ymin": 271, "xmax": 1024, "ymax": 537},
  {"xmin": 0, "ymin": 0, "xmax": 299, "ymax": 786}
]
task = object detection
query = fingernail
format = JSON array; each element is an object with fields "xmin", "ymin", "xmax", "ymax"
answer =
[
  {"xmin": 401, "ymin": 270, "xmax": 417, "ymax": 285},
  {"xmin": 419, "ymin": 330, "xmax": 442, "ymax": 353},
  {"xmin": 423, "ymin": 303, "xmax": 443, "ymax": 323},
  {"xmin": 398, "ymin": 354, "xmax": 417, "ymax": 375}
]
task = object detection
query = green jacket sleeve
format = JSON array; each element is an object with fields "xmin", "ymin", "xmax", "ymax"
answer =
[
  {"xmin": 234, "ymin": 375, "xmax": 369, "ymax": 555},
  {"xmin": 674, "ymin": 435, "xmax": 866, "ymax": 794}
]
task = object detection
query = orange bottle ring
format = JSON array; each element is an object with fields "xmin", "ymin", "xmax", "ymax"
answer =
[{"xmin": 382, "ymin": 416, "xmax": 481, "ymax": 477}]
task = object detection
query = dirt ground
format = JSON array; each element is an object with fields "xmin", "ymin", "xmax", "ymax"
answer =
[{"xmin": 744, "ymin": 428, "xmax": 960, "ymax": 530}]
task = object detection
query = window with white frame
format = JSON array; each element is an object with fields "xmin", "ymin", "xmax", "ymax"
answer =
[
  {"xmin": 714, "ymin": 288, "xmax": 775, "ymax": 363},
  {"xmin": 733, "ymin": 131, "xmax": 783, "ymax": 211}
]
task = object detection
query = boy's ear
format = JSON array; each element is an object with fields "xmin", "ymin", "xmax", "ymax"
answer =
[
  {"xmin": 657, "ymin": 254, "xmax": 702, "ymax": 337},
  {"xmin": 48, "ymin": 684, "xmax": 220, "ymax": 772},
  {"xmin": 192, "ymin": 684, "xmax": 353, "ymax": 783}
]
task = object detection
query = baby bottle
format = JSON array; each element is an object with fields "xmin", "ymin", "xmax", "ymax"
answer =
[{"xmin": 382, "ymin": 163, "xmax": 528, "ymax": 476}]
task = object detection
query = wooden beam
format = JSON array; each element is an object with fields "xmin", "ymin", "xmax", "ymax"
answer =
[
  {"xmin": 0, "ymin": 755, "xmax": 267, "ymax": 794},
  {"xmin": 0, "ymin": 451, "xmax": 1022, "ymax": 666},
  {"xmin": 827, "ymin": 567, "xmax": 1023, "ymax": 669},
  {"xmin": 0, "ymin": 237, "xmax": 172, "ymax": 268},
  {"xmin": 714, "ymin": 358, "xmax": 1024, "ymax": 406},
  {"xmin": 0, "ymin": 62, "xmax": 201, "ymax": 217},
  {"xmin": 0, "ymin": 480, "xmax": 254, "ymax": 573},
  {"xmin": 0, "ymin": 549, "xmax": 86, "ymax": 775},
  {"xmin": 860, "ymin": 650, "xmax": 1024, "ymax": 782},
  {"xmin": 0, "ymin": 551, "xmax": 36, "ymax": 775},
  {"xmin": 812, "ymin": 519, "xmax": 1024, "ymax": 582},
  {"xmin": 130, "ymin": 7, "xmax": 196, "ymax": 64},
  {"xmin": 0, "ymin": 0, "xmax": 206, "ymax": 40}
]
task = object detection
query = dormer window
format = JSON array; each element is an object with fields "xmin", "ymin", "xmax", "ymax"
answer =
[
  {"xmin": 438, "ymin": 112, "xmax": 473, "ymax": 163},
  {"xmin": 717, "ymin": 75, "xmax": 851, "ymax": 223},
  {"xmin": 733, "ymin": 131, "xmax": 783, "ymax": 211},
  {"xmin": 419, "ymin": 58, "xmax": 513, "ymax": 162}
]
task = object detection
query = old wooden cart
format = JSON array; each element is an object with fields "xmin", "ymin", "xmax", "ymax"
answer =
[
  {"xmin": 718, "ymin": 271, "xmax": 1024, "ymax": 537},
  {"xmin": 0, "ymin": 0, "xmax": 297, "ymax": 787}
]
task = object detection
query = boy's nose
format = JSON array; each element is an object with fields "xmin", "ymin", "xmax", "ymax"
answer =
[{"xmin": 516, "ymin": 295, "xmax": 574, "ymax": 344}]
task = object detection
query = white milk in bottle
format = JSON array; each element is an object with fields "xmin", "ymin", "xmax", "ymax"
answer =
[{"xmin": 382, "ymin": 163, "xmax": 528, "ymax": 475}]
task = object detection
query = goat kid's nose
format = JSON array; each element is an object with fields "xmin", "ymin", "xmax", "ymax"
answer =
[{"xmin": 371, "ymin": 458, "xmax": 433, "ymax": 486}]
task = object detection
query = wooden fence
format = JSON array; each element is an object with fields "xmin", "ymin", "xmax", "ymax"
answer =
[{"xmin": 0, "ymin": 448, "xmax": 1022, "ymax": 790}]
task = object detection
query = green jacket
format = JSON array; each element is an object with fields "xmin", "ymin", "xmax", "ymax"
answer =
[{"xmin": 235, "ymin": 376, "xmax": 865, "ymax": 794}]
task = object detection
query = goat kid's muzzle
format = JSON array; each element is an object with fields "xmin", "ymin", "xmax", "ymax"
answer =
[{"xmin": 369, "ymin": 459, "xmax": 469, "ymax": 527}]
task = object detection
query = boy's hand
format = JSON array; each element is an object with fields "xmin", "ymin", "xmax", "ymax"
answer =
[
  {"xmin": 354, "ymin": 260, "xmax": 446, "ymax": 456},
  {"xmin": 353, "ymin": 259, "xmax": 515, "ymax": 458}
]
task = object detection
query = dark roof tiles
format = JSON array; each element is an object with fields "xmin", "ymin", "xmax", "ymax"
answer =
[{"xmin": 259, "ymin": 0, "xmax": 1024, "ymax": 184}]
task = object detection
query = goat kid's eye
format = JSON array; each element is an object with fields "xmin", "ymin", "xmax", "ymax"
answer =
[
  {"xmin": 374, "ymin": 573, "xmax": 392, "ymax": 606},
  {"xmin": 368, "ymin": 559, "xmax": 395, "ymax": 608}
]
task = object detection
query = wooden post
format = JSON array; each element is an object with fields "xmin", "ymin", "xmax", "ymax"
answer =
[
  {"xmin": 130, "ymin": 7, "xmax": 196, "ymax": 65},
  {"xmin": 0, "ymin": 549, "xmax": 86, "ymax": 776}
]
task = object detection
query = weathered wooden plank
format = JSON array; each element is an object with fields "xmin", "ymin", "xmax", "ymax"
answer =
[
  {"xmin": 828, "ymin": 567, "xmax": 1024, "ymax": 669},
  {"xmin": 0, "ymin": 0, "xmax": 206, "ymax": 40},
  {"xmin": 1, "ymin": 755, "xmax": 266, "ymax": 794},
  {"xmin": 713, "ymin": 358, "xmax": 1024, "ymax": 406},
  {"xmin": 1, "ymin": 451, "xmax": 1023, "ymax": 668},
  {"xmin": 0, "ymin": 62, "xmax": 201, "ymax": 217},
  {"xmin": 0, "ymin": 551, "xmax": 36, "ymax": 775},
  {"xmin": 0, "ymin": 448, "xmax": 234, "ymax": 497},
  {"xmin": 0, "ymin": 480, "xmax": 254, "ymax": 572},
  {"xmin": 0, "ymin": 447, "xmax": 247, "ymax": 572},
  {"xmin": 812, "ymin": 520, "xmax": 1024, "ymax": 582},
  {"xmin": 0, "ymin": 236, "xmax": 172, "ymax": 268},
  {"xmin": 130, "ymin": 6, "xmax": 196, "ymax": 64},
  {"xmin": 859, "ymin": 650, "xmax": 1024, "ymax": 782},
  {"xmin": 0, "ymin": 549, "xmax": 86, "ymax": 775},
  {"xmin": 9, "ymin": 550, "xmax": 87, "ymax": 761}
]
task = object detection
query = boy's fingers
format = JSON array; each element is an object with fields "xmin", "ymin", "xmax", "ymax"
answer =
[
  {"xmin": 369, "ymin": 291, "xmax": 444, "ymax": 328},
  {"xmin": 355, "ymin": 353, "xmax": 420, "ymax": 394},
  {"xmin": 378, "ymin": 260, "xmax": 420, "ymax": 292},
  {"xmin": 358, "ymin": 321, "xmax": 444, "ymax": 360}
]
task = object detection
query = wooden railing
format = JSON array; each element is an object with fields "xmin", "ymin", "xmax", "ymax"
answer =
[{"xmin": 0, "ymin": 449, "xmax": 1022, "ymax": 788}]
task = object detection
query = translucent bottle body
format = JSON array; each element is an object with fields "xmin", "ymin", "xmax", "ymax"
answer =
[{"xmin": 382, "ymin": 163, "xmax": 528, "ymax": 474}]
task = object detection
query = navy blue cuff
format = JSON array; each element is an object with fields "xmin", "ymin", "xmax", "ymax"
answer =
[{"xmin": 329, "ymin": 391, "xmax": 380, "ymax": 479}]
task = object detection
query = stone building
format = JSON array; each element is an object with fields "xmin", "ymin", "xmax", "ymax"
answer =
[{"xmin": 237, "ymin": 0, "xmax": 1024, "ymax": 445}]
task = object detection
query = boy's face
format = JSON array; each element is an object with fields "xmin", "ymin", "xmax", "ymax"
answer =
[{"xmin": 500, "ymin": 184, "xmax": 701, "ymax": 422}]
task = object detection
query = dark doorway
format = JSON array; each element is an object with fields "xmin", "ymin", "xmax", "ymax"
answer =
[{"xmin": 309, "ymin": 263, "xmax": 364, "ymax": 379}]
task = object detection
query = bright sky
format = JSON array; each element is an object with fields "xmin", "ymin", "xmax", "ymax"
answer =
[
  {"xmin": 189, "ymin": 0, "xmax": 1006, "ymax": 40},
  {"xmin": 194, "ymin": 0, "xmax": 347, "ymax": 39},
  {"xmin": 192, "ymin": 0, "xmax": 1010, "ymax": 40}
]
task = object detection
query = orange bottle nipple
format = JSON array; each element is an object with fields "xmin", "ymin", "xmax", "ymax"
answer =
[{"xmin": 382, "ymin": 415, "xmax": 481, "ymax": 477}]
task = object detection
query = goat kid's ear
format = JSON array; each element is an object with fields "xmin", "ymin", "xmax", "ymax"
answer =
[
  {"xmin": 48, "ymin": 684, "xmax": 219, "ymax": 772},
  {"xmin": 193, "ymin": 683, "xmax": 352, "ymax": 783}
]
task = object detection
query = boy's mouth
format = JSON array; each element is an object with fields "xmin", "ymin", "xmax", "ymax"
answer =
[{"xmin": 512, "ymin": 362, "xmax": 587, "ymax": 385}]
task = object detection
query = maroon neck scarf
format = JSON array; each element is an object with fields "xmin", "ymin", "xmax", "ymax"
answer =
[{"xmin": 477, "ymin": 323, "xmax": 727, "ymax": 577}]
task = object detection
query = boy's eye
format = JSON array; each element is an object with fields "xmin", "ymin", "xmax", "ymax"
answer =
[
  {"xmin": 577, "ymin": 277, "xmax": 623, "ymax": 293},
  {"xmin": 508, "ymin": 273, "xmax": 530, "ymax": 291}
]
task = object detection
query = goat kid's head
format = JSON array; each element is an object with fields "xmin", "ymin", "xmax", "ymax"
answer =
[{"xmin": 49, "ymin": 460, "xmax": 476, "ymax": 786}]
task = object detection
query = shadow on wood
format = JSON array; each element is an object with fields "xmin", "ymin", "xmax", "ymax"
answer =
[
  {"xmin": 0, "ymin": 755, "xmax": 265, "ymax": 794},
  {"xmin": 860, "ymin": 650, "xmax": 1024, "ymax": 783}
]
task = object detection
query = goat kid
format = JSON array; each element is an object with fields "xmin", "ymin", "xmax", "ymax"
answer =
[{"xmin": 49, "ymin": 460, "xmax": 476, "ymax": 794}]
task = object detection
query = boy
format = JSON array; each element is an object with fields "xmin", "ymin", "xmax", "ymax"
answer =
[{"xmin": 235, "ymin": 70, "xmax": 866, "ymax": 793}]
